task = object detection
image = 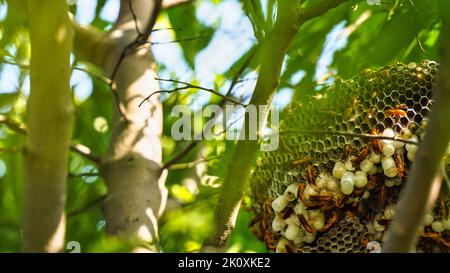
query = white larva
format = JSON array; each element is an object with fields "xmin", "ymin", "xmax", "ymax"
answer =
[
  {"xmin": 285, "ymin": 224, "xmax": 300, "ymax": 241},
  {"xmin": 381, "ymin": 156, "xmax": 398, "ymax": 178},
  {"xmin": 392, "ymin": 140, "xmax": 405, "ymax": 149},
  {"xmin": 315, "ymin": 174, "xmax": 327, "ymax": 189},
  {"xmin": 407, "ymin": 151, "xmax": 416, "ymax": 161},
  {"xmin": 384, "ymin": 179, "xmax": 395, "ymax": 187},
  {"xmin": 394, "ymin": 178, "xmax": 403, "ymax": 186},
  {"xmin": 284, "ymin": 183, "xmax": 299, "ymax": 201},
  {"xmin": 431, "ymin": 221, "xmax": 445, "ymax": 233},
  {"xmin": 293, "ymin": 232, "xmax": 304, "ymax": 245},
  {"xmin": 272, "ymin": 195, "xmax": 289, "ymax": 212},
  {"xmin": 333, "ymin": 161, "xmax": 346, "ymax": 179},
  {"xmin": 367, "ymin": 241, "xmax": 381, "ymax": 253},
  {"xmin": 308, "ymin": 209, "xmax": 323, "ymax": 219},
  {"xmin": 369, "ymin": 152, "xmax": 381, "ymax": 164},
  {"xmin": 360, "ymin": 159, "xmax": 374, "ymax": 173},
  {"xmin": 276, "ymin": 238, "xmax": 289, "ymax": 253},
  {"xmin": 401, "ymin": 128, "xmax": 413, "ymax": 139},
  {"xmin": 362, "ymin": 191, "xmax": 370, "ymax": 199},
  {"xmin": 294, "ymin": 202, "xmax": 307, "ymax": 215},
  {"xmin": 405, "ymin": 136, "xmax": 419, "ymax": 153},
  {"xmin": 368, "ymin": 165, "xmax": 378, "ymax": 175},
  {"xmin": 303, "ymin": 232, "xmax": 316, "ymax": 244},
  {"xmin": 366, "ymin": 222, "xmax": 375, "ymax": 235},
  {"xmin": 354, "ymin": 171, "xmax": 368, "ymax": 188},
  {"xmin": 303, "ymin": 184, "xmax": 317, "ymax": 200},
  {"xmin": 382, "ymin": 143, "xmax": 395, "ymax": 157},
  {"xmin": 423, "ymin": 213, "xmax": 434, "ymax": 226},
  {"xmin": 373, "ymin": 219, "xmax": 386, "ymax": 232},
  {"xmin": 340, "ymin": 172, "xmax": 355, "ymax": 195},
  {"xmin": 311, "ymin": 213, "xmax": 325, "ymax": 230},
  {"xmin": 272, "ymin": 215, "xmax": 286, "ymax": 232},
  {"xmin": 285, "ymin": 214, "xmax": 300, "ymax": 226},
  {"xmin": 443, "ymin": 219, "xmax": 450, "ymax": 230},
  {"xmin": 382, "ymin": 128, "xmax": 395, "ymax": 144},
  {"xmin": 384, "ymin": 205, "xmax": 396, "ymax": 220},
  {"xmin": 345, "ymin": 159, "xmax": 356, "ymax": 171},
  {"xmin": 326, "ymin": 177, "xmax": 339, "ymax": 192}
]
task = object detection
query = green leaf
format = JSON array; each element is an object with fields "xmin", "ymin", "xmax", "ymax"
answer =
[{"xmin": 166, "ymin": 4, "xmax": 215, "ymax": 68}]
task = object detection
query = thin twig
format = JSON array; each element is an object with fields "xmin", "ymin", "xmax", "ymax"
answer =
[
  {"xmin": 109, "ymin": 0, "xmax": 163, "ymax": 120},
  {"xmin": 150, "ymin": 34, "xmax": 207, "ymax": 45},
  {"xmin": 0, "ymin": 114, "xmax": 27, "ymax": 134},
  {"xmin": 70, "ymin": 144, "xmax": 101, "ymax": 164},
  {"xmin": 168, "ymin": 156, "xmax": 221, "ymax": 170},
  {"xmin": 271, "ymin": 129, "xmax": 420, "ymax": 145},
  {"xmin": 68, "ymin": 172, "xmax": 100, "ymax": 178},
  {"xmin": 140, "ymin": 78, "xmax": 247, "ymax": 107},
  {"xmin": 67, "ymin": 195, "xmax": 107, "ymax": 218},
  {"xmin": 162, "ymin": 0, "xmax": 192, "ymax": 9},
  {"xmin": 128, "ymin": 0, "xmax": 142, "ymax": 35},
  {"xmin": 161, "ymin": 49, "xmax": 257, "ymax": 169},
  {"xmin": 1, "ymin": 57, "xmax": 112, "ymax": 86}
]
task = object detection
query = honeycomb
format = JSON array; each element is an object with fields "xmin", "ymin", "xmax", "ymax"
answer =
[
  {"xmin": 299, "ymin": 217, "xmax": 369, "ymax": 253},
  {"xmin": 249, "ymin": 60, "xmax": 450, "ymax": 253}
]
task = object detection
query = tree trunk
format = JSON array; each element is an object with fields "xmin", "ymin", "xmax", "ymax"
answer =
[
  {"xmin": 23, "ymin": 0, "xmax": 74, "ymax": 252},
  {"xmin": 73, "ymin": 0, "xmax": 166, "ymax": 252}
]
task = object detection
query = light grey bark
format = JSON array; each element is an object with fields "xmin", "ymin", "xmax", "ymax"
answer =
[{"xmin": 73, "ymin": 0, "xmax": 166, "ymax": 251}]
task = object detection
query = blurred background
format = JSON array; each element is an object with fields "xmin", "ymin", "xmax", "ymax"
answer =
[{"xmin": 0, "ymin": 0, "xmax": 442, "ymax": 252}]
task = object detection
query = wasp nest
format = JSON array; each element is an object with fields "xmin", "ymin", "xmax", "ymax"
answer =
[{"xmin": 249, "ymin": 60, "xmax": 450, "ymax": 253}]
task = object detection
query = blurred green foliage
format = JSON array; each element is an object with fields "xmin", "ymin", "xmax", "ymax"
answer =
[{"xmin": 0, "ymin": 0, "xmax": 445, "ymax": 252}]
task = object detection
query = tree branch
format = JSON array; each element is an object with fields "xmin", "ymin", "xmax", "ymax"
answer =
[
  {"xmin": 0, "ymin": 114, "xmax": 27, "ymax": 134},
  {"xmin": 162, "ymin": 0, "xmax": 192, "ymax": 9},
  {"xmin": 70, "ymin": 144, "xmax": 101, "ymax": 164},
  {"xmin": 383, "ymin": 17, "xmax": 450, "ymax": 253},
  {"xmin": 23, "ymin": 0, "xmax": 74, "ymax": 252},
  {"xmin": 202, "ymin": 0, "xmax": 352, "ymax": 251},
  {"xmin": 162, "ymin": 48, "xmax": 257, "ymax": 170},
  {"xmin": 67, "ymin": 195, "xmax": 107, "ymax": 218},
  {"xmin": 298, "ymin": 0, "xmax": 350, "ymax": 24},
  {"xmin": 140, "ymin": 78, "xmax": 246, "ymax": 107}
]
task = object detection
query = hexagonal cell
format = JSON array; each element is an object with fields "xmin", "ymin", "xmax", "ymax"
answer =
[
  {"xmin": 413, "ymin": 103, "xmax": 422, "ymax": 113},
  {"xmin": 375, "ymin": 123, "xmax": 385, "ymax": 132},
  {"xmin": 348, "ymin": 121, "xmax": 356, "ymax": 130},
  {"xmin": 405, "ymin": 88, "xmax": 414, "ymax": 98},
  {"xmin": 360, "ymin": 123, "xmax": 370, "ymax": 133},
  {"xmin": 400, "ymin": 116, "xmax": 409, "ymax": 126},
  {"xmin": 376, "ymin": 111, "xmax": 385, "ymax": 121},
  {"xmin": 324, "ymin": 138, "xmax": 332, "ymax": 148},
  {"xmin": 420, "ymin": 107, "xmax": 429, "ymax": 117},
  {"xmin": 419, "ymin": 97, "xmax": 428, "ymax": 107},
  {"xmin": 396, "ymin": 78, "xmax": 406, "ymax": 86},
  {"xmin": 393, "ymin": 124, "xmax": 402, "ymax": 133},
  {"xmin": 377, "ymin": 100, "xmax": 385, "ymax": 109},
  {"xmin": 398, "ymin": 94, "xmax": 407, "ymax": 104},
  {"xmin": 384, "ymin": 117, "xmax": 394, "ymax": 128},
  {"xmin": 412, "ymin": 93, "xmax": 421, "ymax": 102},
  {"xmin": 317, "ymin": 141, "xmax": 325, "ymax": 151},
  {"xmin": 383, "ymin": 95, "xmax": 393, "ymax": 105},
  {"xmin": 337, "ymin": 136, "xmax": 346, "ymax": 146},
  {"xmin": 391, "ymin": 90, "xmax": 400, "ymax": 100}
]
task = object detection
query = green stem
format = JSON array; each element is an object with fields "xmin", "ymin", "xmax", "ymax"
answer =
[
  {"xmin": 202, "ymin": 0, "xmax": 351, "ymax": 250},
  {"xmin": 23, "ymin": 0, "xmax": 74, "ymax": 252}
]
